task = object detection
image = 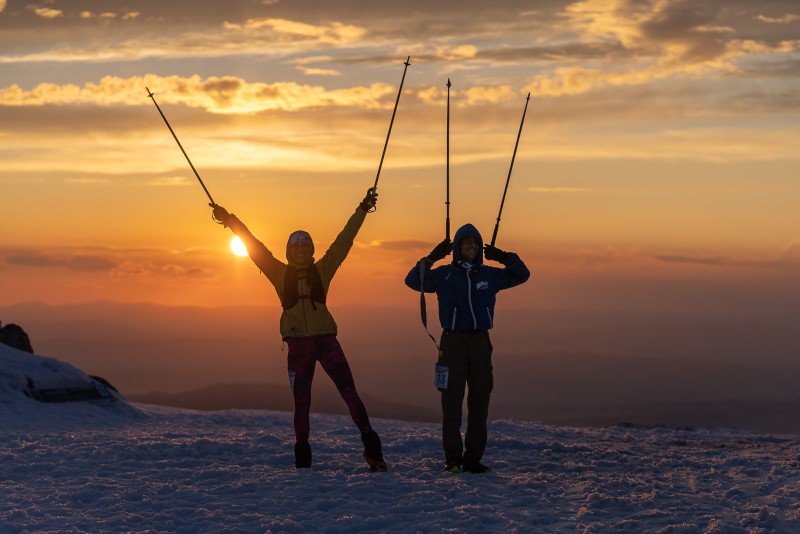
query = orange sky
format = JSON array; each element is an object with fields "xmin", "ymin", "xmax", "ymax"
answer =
[{"xmin": 1, "ymin": 0, "xmax": 799, "ymax": 315}]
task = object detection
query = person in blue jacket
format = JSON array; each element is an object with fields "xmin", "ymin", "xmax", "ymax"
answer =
[{"xmin": 405, "ymin": 223, "xmax": 530, "ymax": 473}]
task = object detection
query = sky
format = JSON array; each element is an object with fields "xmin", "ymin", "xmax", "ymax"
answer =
[{"xmin": 1, "ymin": 0, "xmax": 799, "ymax": 314}]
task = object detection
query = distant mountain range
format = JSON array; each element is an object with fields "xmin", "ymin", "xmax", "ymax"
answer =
[{"xmin": 4, "ymin": 300, "xmax": 800, "ymax": 435}]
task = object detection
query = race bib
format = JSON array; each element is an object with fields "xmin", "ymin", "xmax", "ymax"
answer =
[{"xmin": 434, "ymin": 363, "xmax": 449, "ymax": 391}]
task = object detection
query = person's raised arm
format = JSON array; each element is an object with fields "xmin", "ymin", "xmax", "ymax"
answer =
[
  {"xmin": 316, "ymin": 188, "xmax": 378, "ymax": 279},
  {"xmin": 210, "ymin": 203, "xmax": 285, "ymax": 286},
  {"xmin": 483, "ymin": 243, "xmax": 530, "ymax": 290},
  {"xmin": 404, "ymin": 238, "xmax": 452, "ymax": 292}
]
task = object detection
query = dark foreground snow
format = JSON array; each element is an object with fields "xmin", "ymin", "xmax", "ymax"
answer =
[{"xmin": 2, "ymin": 343, "xmax": 800, "ymax": 532}]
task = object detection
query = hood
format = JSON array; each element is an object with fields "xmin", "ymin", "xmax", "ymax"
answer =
[
  {"xmin": 285, "ymin": 230, "xmax": 315, "ymax": 265},
  {"xmin": 452, "ymin": 223, "xmax": 483, "ymax": 266}
]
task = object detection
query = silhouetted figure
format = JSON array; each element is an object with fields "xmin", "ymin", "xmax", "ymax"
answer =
[
  {"xmin": 405, "ymin": 224, "xmax": 529, "ymax": 473},
  {"xmin": 210, "ymin": 188, "xmax": 386, "ymax": 471}
]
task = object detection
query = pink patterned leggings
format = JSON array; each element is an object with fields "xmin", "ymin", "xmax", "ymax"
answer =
[{"xmin": 286, "ymin": 334, "xmax": 373, "ymax": 444}]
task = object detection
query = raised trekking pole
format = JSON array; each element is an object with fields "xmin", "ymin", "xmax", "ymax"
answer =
[
  {"xmin": 372, "ymin": 56, "xmax": 411, "ymax": 193},
  {"xmin": 146, "ymin": 87, "xmax": 221, "ymax": 222},
  {"xmin": 445, "ymin": 78, "xmax": 451, "ymax": 241},
  {"xmin": 490, "ymin": 92, "xmax": 531, "ymax": 247}
]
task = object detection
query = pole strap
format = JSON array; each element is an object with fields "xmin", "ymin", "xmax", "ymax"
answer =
[{"xmin": 419, "ymin": 260, "xmax": 441, "ymax": 352}]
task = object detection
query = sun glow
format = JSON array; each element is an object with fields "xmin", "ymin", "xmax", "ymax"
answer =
[{"xmin": 230, "ymin": 236, "xmax": 249, "ymax": 257}]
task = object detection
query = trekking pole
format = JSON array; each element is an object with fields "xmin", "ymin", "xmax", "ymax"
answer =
[
  {"xmin": 372, "ymin": 56, "xmax": 411, "ymax": 191},
  {"xmin": 146, "ymin": 87, "xmax": 220, "ymax": 221},
  {"xmin": 490, "ymin": 92, "xmax": 531, "ymax": 247},
  {"xmin": 445, "ymin": 78, "xmax": 451, "ymax": 241}
]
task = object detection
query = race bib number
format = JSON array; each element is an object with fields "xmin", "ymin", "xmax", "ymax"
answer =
[{"xmin": 434, "ymin": 363, "xmax": 449, "ymax": 391}]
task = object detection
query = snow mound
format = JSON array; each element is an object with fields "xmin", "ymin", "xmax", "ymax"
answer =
[{"xmin": 0, "ymin": 341, "xmax": 142, "ymax": 428}]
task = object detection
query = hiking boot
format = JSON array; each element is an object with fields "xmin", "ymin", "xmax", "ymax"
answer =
[
  {"xmin": 361, "ymin": 430, "xmax": 387, "ymax": 472},
  {"xmin": 363, "ymin": 451, "xmax": 388, "ymax": 472},
  {"xmin": 444, "ymin": 463, "xmax": 462, "ymax": 473},
  {"xmin": 294, "ymin": 442, "xmax": 312, "ymax": 469},
  {"xmin": 462, "ymin": 461, "xmax": 492, "ymax": 474}
]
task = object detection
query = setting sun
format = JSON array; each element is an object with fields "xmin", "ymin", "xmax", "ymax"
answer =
[{"xmin": 229, "ymin": 236, "xmax": 248, "ymax": 257}]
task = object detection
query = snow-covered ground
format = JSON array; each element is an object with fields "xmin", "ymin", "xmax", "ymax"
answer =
[{"xmin": 2, "ymin": 342, "xmax": 800, "ymax": 533}]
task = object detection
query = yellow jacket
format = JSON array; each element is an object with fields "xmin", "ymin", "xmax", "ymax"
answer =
[{"xmin": 228, "ymin": 207, "xmax": 367, "ymax": 339}]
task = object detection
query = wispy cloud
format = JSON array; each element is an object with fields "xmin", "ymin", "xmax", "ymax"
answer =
[
  {"xmin": 30, "ymin": 7, "xmax": 62, "ymax": 19},
  {"xmin": 7, "ymin": 253, "xmax": 117, "ymax": 272},
  {"xmin": 654, "ymin": 254, "xmax": 728, "ymax": 266},
  {"xmin": 3, "ymin": 247, "xmax": 219, "ymax": 279},
  {"xmin": 223, "ymin": 17, "xmax": 366, "ymax": 44},
  {"xmin": 297, "ymin": 67, "xmax": 341, "ymax": 76},
  {"xmin": 0, "ymin": 16, "xmax": 367, "ymax": 64},
  {"xmin": 528, "ymin": 187, "xmax": 595, "ymax": 194},
  {"xmin": 777, "ymin": 242, "xmax": 800, "ymax": 265},
  {"xmin": 359, "ymin": 240, "xmax": 432, "ymax": 251},
  {"xmin": 757, "ymin": 14, "xmax": 800, "ymax": 24},
  {"xmin": 654, "ymin": 243, "xmax": 800, "ymax": 269}
]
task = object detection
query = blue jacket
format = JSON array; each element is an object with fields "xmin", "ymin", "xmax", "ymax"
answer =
[{"xmin": 405, "ymin": 224, "xmax": 530, "ymax": 331}]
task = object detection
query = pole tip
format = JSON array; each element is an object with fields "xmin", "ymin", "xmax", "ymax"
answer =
[
  {"xmin": 526, "ymin": 92, "xmax": 531, "ymax": 100},
  {"xmin": 404, "ymin": 56, "xmax": 411, "ymax": 66},
  {"xmin": 146, "ymin": 86, "xmax": 154, "ymax": 98},
  {"xmin": 447, "ymin": 78, "xmax": 451, "ymax": 87}
]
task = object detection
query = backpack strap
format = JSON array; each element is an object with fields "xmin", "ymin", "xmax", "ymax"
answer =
[{"xmin": 282, "ymin": 264, "xmax": 326, "ymax": 310}]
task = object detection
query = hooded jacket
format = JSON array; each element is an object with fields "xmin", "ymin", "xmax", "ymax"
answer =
[
  {"xmin": 226, "ymin": 207, "xmax": 367, "ymax": 339},
  {"xmin": 405, "ymin": 224, "xmax": 530, "ymax": 331}
]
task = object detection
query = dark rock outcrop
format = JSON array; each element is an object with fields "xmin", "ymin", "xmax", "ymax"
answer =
[{"xmin": 0, "ymin": 321, "xmax": 34, "ymax": 353}]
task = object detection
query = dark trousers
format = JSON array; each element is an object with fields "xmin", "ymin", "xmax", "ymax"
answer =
[
  {"xmin": 439, "ymin": 330, "xmax": 493, "ymax": 465},
  {"xmin": 287, "ymin": 334, "xmax": 373, "ymax": 444}
]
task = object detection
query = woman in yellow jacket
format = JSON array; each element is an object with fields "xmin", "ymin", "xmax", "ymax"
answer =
[{"xmin": 211, "ymin": 189, "xmax": 385, "ymax": 471}]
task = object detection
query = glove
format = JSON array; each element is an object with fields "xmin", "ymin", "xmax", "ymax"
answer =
[
  {"xmin": 427, "ymin": 238, "xmax": 453, "ymax": 263},
  {"xmin": 483, "ymin": 244, "xmax": 509, "ymax": 263},
  {"xmin": 359, "ymin": 187, "xmax": 379, "ymax": 212},
  {"xmin": 210, "ymin": 203, "xmax": 231, "ymax": 227}
]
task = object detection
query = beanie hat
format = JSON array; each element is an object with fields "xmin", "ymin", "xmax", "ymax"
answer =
[{"xmin": 286, "ymin": 230, "xmax": 315, "ymax": 261}]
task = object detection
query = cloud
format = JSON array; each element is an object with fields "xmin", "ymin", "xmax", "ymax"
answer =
[
  {"xmin": 524, "ymin": 0, "xmax": 800, "ymax": 97},
  {"xmin": 145, "ymin": 176, "xmax": 192, "ymax": 187},
  {"xmin": 6, "ymin": 254, "xmax": 61, "ymax": 268},
  {"xmin": 528, "ymin": 187, "xmax": 596, "ymax": 194},
  {"xmin": 297, "ymin": 67, "xmax": 341, "ymax": 76},
  {"xmin": 77, "ymin": 10, "xmax": 138, "ymax": 21},
  {"xmin": 63, "ymin": 178, "xmax": 114, "ymax": 185},
  {"xmin": 290, "ymin": 55, "xmax": 342, "ymax": 76},
  {"xmin": 223, "ymin": 17, "xmax": 366, "ymax": 44},
  {"xmin": 0, "ymin": 1, "xmax": 6, "ymax": 13},
  {"xmin": 777, "ymin": 242, "xmax": 800, "ymax": 265},
  {"xmin": 654, "ymin": 254, "xmax": 728, "ymax": 266},
  {"xmin": 654, "ymin": 244, "xmax": 800, "ymax": 269},
  {"xmin": 0, "ymin": 16, "xmax": 367, "ymax": 64},
  {"xmin": 30, "ymin": 7, "xmax": 62, "ymax": 19},
  {"xmin": 0, "ymin": 75, "xmax": 397, "ymax": 114},
  {"xmin": 3, "ymin": 247, "xmax": 219, "ymax": 279},
  {"xmin": 359, "ymin": 240, "xmax": 432, "ymax": 251},
  {"xmin": 6, "ymin": 253, "xmax": 117, "ymax": 271},
  {"xmin": 757, "ymin": 14, "xmax": 800, "ymax": 24},
  {"xmin": 69, "ymin": 255, "xmax": 119, "ymax": 272}
]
